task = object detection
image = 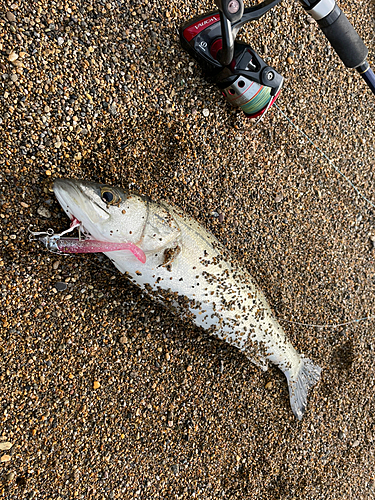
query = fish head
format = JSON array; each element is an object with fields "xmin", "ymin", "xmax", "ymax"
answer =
[
  {"xmin": 53, "ymin": 178, "xmax": 181, "ymax": 254},
  {"xmin": 53, "ymin": 178, "xmax": 149, "ymax": 244}
]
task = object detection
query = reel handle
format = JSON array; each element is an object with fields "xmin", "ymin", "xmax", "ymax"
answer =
[
  {"xmin": 217, "ymin": 10, "xmax": 235, "ymax": 66},
  {"xmin": 214, "ymin": 0, "xmax": 244, "ymax": 65},
  {"xmin": 214, "ymin": 0, "xmax": 281, "ymax": 66},
  {"xmin": 215, "ymin": 0, "xmax": 244, "ymax": 23}
]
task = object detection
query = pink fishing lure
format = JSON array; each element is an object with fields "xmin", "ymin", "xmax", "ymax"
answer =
[{"xmin": 55, "ymin": 238, "xmax": 146, "ymax": 263}]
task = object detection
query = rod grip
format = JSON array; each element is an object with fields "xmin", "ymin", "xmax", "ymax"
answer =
[{"xmin": 318, "ymin": 6, "xmax": 368, "ymax": 68}]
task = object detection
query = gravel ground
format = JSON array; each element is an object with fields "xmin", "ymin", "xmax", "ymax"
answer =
[{"xmin": 1, "ymin": 0, "xmax": 375, "ymax": 498}]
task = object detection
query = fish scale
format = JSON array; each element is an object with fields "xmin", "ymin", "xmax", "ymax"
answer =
[{"xmin": 47, "ymin": 178, "xmax": 321, "ymax": 420}]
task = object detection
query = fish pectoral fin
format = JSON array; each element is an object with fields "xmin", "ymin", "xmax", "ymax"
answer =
[{"xmin": 160, "ymin": 244, "xmax": 181, "ymax": 271}]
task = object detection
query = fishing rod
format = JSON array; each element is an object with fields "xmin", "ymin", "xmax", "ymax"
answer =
[{"xmin": 180, "ymin": 0, "xmax": 375, "ymax": 119}]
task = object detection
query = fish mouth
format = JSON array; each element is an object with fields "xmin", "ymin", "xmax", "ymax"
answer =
[
  {"xmin": 53, "ymin": 178, "xmax": 110, "ymax": 227},
  {"xmin": 53, "ymin": 178, "xmax": 81, "ymax": 222},
  {"xmin": 29, "ymin": 178, "xmax": 146, "ymax": 262}
]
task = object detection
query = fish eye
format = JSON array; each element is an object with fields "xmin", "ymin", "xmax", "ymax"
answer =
[
  {"xmin": 100, "ymin": 187, "xmax": 121, "ymax": 206},
  {"xmin": 102, "ymin": 191, "xmax": 113, "ymax": 203}
]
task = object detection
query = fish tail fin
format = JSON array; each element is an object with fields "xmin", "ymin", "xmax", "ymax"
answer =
[{"xmin": 287, "ymin": 357, "xmax": 321, "ymax": 420}]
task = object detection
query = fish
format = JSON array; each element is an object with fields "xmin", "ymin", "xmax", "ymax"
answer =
[{"xmin": 33, "ymin": 178, "xmax": 321, "ymax": 420}]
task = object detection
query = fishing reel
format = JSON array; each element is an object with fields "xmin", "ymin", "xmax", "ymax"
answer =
[
  {"xmin": 180, "ymin": 0, "xmax": 375, "ymax": 117},
  {"xmin": 180, "ymin": 0, "xmax": 284, "ymax": 119}
]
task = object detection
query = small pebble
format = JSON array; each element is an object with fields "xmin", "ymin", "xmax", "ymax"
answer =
[
  {"xmin": 93, "ymin": 381, "xmax": 101, "ymax": 389},
  {"xmin": 6, "ymin": 11, "xmax": 16, "ymax": 22},
  {"xmin": 8, "ymin": 52, "xmax": 18, "ymax": 62},
  {"xmin": 54, "ymin": 282, "xmax": 68, "ymax": 292},
  {"xmin": 202, "ymin": 108, "xmax": 209, "ymax": 117},
  {"xmin": 265, "ymin": 381, "xmax": 273, "ymax": 390},
  {"xmin": 5, "ymin": 471, "xmax": 15, "ymax": 482},
  {"xmin": 0, "ymin": 442, "xmax": 13, "ymax": 451},
  {"xmin": 37, "ymin": 206, "xmax": 51, "ymax": 218},
  {"xmin": 0, "ymin": 455, "xmax": 11, "ymax": 462},
  {"xmin": 287, "ymin": 57, "xmax": 294, "ymax": 64}
]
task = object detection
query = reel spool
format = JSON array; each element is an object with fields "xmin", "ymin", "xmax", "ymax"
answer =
[
  {"xmin": 222, "ymin": 78, "xmax": 273, "ymax": 117},
  {"xmin": 217, "ymin": 44, "xmax": 282, "ymax": 118}
]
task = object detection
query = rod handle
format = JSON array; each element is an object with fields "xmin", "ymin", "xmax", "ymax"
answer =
[{"xmin": 306, "ymin": 1, "xmax": 368, "ymax": 68}]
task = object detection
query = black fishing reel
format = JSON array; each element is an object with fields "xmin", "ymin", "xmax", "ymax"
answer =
[
  {"xmin": 180, "ymin": 0, "xmax": 375, "ymax": 118},
  {"xmin": 180, "ymin": 0, "xmax": 284, "ymax": 119}
]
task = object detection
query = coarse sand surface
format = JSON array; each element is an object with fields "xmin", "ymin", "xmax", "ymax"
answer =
[{"xmin": 0, "ymin": 0, "xmax": 374, "ymax": 498}]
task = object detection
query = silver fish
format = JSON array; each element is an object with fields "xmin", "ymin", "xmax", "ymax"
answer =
[{"xmin": 39, "ymin": 178, "xmax": 321, "ymax": 419}]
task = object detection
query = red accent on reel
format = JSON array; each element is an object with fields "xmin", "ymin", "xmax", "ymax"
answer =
[
  {"xmin": 183, "ymin": 15, "xmax": 220, "ymax": 42},
  {"xmin": 210, "ymin": 38, "xmax": 223, "ymax": 60}
]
